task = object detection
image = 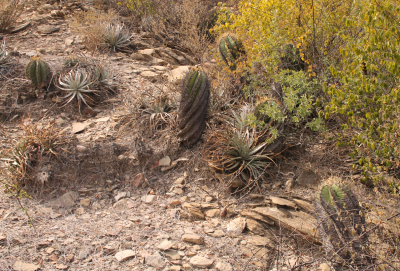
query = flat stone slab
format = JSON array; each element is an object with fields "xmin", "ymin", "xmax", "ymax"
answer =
[
  {"xmin": 115, "ymin": 250, "xmax": 135, "ymax": 262},
  {"xmin": 190, "ymin": 256, "xmax": 213, "ymax": 268},
  {"xmin": 13, "ymin": 261, "xmax": 40, "ymax": 271},
  {"xmin": 182, "ymin": 233, "xmax": 204, "ymax": 244}
]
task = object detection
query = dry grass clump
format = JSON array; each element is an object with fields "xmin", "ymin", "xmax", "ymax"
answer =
[
  {"xmin": 69, "ymin": 9, "xmax": 120, "ymax": 53},
  {"xmin": 0, "ymin": 0, "xmax": 25, "ymax": 33},
  {"xmin": 136, "ymin": 0, "xmax": 218, "ymax": 59},
  {"xmin": 0, "ymin": 120, "xmax": 68, "ymax": 187}
]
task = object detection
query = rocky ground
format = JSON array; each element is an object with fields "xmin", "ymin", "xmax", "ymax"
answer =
[{"xmin": 1, "ymin": 1, "xmax": 400, "ymax": 271}]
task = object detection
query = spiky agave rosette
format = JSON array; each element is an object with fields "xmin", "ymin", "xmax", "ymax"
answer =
[
  {"xmin": 58, "ymin": 69, "xmax": 97, "ymax": 110},
  {"xmin": 177, "ymin": 70, "xmax": 210, "ymax": 147},
  {"xmin": 315, "ymin": 184, "xmax": 372, "ymax": 269}
]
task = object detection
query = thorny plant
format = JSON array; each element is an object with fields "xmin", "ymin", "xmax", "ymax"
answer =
[
  {"xmin": 0, "ymin": 120, "xmax": 66, "ymax": 186},
  {"xmin": 58, "ymin": 69, "xmax": 98, "ymax": 111},
  {"xmin": 140, "ymin": 94, "xmax": 176, "ymax": 135},
  {"xmin": 93, "ymin": 64, "xmax": 117, "ymax": 90},
  {"xmin": 205, "ymin": 106, "xmax": 277, "ymax": 188},
  {"xmin": 102, "ymin": 23, "xmax": 132, "ymax": 51}
]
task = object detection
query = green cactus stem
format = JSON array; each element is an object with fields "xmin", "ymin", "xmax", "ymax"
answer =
[{"xmin": 26, "ymin": 57, "xmax": 51, "ymax": 89}]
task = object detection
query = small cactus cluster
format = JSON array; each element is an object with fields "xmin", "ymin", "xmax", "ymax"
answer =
[
  {"xmin": 26, "ymin": 56, "xmax": 51, "ymax": 90},
  {"xmin": 177, "ymin": 70, "xmax": 210, "ymax": 147},
  {"xmin": 218, "ymin": 34, "xmax": 244, "ymax": 70},
  {"xmin": 315, "ymin": 184, "xmax": 372, "ymax": 269}
]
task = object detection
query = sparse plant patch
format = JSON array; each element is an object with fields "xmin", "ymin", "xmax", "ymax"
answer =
[
  {"xmin": 1, "ymin": 120, "xmax": 66, "ymax": 187},
  {"xmin": 102, "ymin": 23, "xmax": 132, "ymax": 51},
  {"xmin": 0, "ymin": 0, "xmax": 25, "ymax": 33}
]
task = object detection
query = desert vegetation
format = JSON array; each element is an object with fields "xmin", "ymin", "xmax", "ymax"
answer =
[{"xmin": 0, "ymin": 0, "xmax": 400, "ymax": 270}]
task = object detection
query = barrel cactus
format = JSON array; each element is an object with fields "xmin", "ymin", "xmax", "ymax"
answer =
[
  {"xmin": 26, "ymin": 57, "xmax": 51, "ymax": 89},
  {"xmin": 177, "ymin": 70, "xmax": 210, "ymax": 147},
  {"xmin": 218, "ymin": 34, "xmax": 244, "ymax": 70},
  {"xmin": 315, "ymin": 184, "xmax": 372, "ymax": 270}
]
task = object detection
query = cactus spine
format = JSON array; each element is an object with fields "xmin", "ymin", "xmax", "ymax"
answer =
[
  {"xmin": 177, "ymin": 70, "xmax": 210, "ymax": 147},
  {"xmin": 218, "ymin": 35, "xmax": 244, "ymax": 70},
  {"xmin": 26, "ymin": 57, "xmax": 51, "ymax": 89},
  {"xmin": 315, "ymin": 184, "xmax": 372, "ymax": 269}
]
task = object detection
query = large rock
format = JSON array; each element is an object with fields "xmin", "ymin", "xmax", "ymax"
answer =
[
  {"xmin": 253, "ymin": 207, "xmax": 320, "ymax": 243},
  {"xmin": 167, "ymin": 66, "xmax": 192, "ymax": 83}
]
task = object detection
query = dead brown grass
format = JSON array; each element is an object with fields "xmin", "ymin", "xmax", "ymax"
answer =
[
  {"xmin": 0, "ymin": 0, "xmax": 25, "ymax": 33},
  {"xmin": 69, "ymin": 9, "xmax": 119, "ymax": 53}
]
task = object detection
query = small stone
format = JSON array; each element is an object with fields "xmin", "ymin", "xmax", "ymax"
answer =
[
  {"xmin": 296, "ymin": 169, "xmax": 321, "ymax": 189},
  {"xmin": 174, "ymin": 177, "xmax": 185, "ymax": 184},
  {"xmin": 48, "ymin": 254, "xmax": 58, "ymax": 261},
  {"xmin": 76, "ymin": 145, "xmax": 88, "ymax": 153},
  {"xmin": 247, "ymin": 236, "xmax": 273, "ymax": 247},
  {"xmin": 245, "ymin": 219, "xmax": 265, "ymax": 235},
  {"xmin": 285, "ymin": 178, "xmax": 295, "ymax": 190},
  {"xmin": 141, "ymin": 70, "xmax": 159, "ymax": 78},
  {"xmin": 270, "ymin": 196, "xmax": 296, "ymax": 209},
  {"xmin": 172, "ymin": 188, "xmax": 184, "ymax": 195},
  {"xmin": 13, "ymin": 262, "xmax": 40, "ymax": 271},
  {"xmin": 79, "ymin": 250, "xmax": 90, "ymax": 260},
  {"xmin": 66, "ymin": 254, "xmax": 74, "ymax": 262},
  {"xmin": 65, "ymin": 38, "xmax": 74, "ymax": 46},
  {"xmin": 113, "ymin": 198, "xmax": 136, "ymax": 209},
  {"xmin": 46, "ymin": 247, "xmax": 54, "ymax": 254},
  {"xmin": 47, "ymin": 191, "xmax": 79, "ymax": 208},
  {"xmin": 130, "ymin": 173, "xmax": 146, "ymax": 188},
  {"xmin": 180, "ymin": 196, "xmax": 188, "ymax": 202},
  {"xmin": 205, "ymin": 209, "xmax": 220, "ymax": 218},
  {"xmin": 114, "ymin": 191, "xmax": 127, "ymax": 202},
  {"xmin": 227, "ymin": 217, "xmax": 246, "ymax": 235},
  {"xmin": 216, "ymin": 261, "xmax": 233, "ymax": 271},
  {"xmin": 55, "ymin": 264, "xmax": 68, "ymax": 270},
  {"xmin": 189, "ymin": 256, "xmax": 213, "ymax": 268},
  {"xmin": 159, "ymin": 156, "xmax": 171, "ymax": 167},
  {"xmin": 170, "ymin": 266, "xmax": 181, "ymax": 271},
  {"xmin": 167, "ymin": 66, "xmax": 192, "ymax": 83},
  {"xmin": 319, "ymin": 263, "xmax": 331, "ymax": 271},
  {"xmin": 182, "ymin": 233, "xmax": 204, "ymax": 244},
  {"xmin": 205, "ymin": 196, "xmax": 213, "ymax": 203},
  {"xmin": 71, "ymin": 122, "xmax": 86, "ymax": 134},
  {"xmin": 51, "ymin": 10, "xmax": 65, "ymax": 17},
  {"xmin": 184, "ymin": 206, "xmax": 205, "ymax": 221},
  {"xmin": 141, "ymin": 195, "xmax": 156, "ymax": 203},
  {"xmin": 157, "ymin": 240, "xmax": 173, "ymax": 251},
  {"xmin": 80, "ymin": 198, "xmax": 91, "ymax": 207},
  {"xmin": 146, "ymin": 253, "xmax": 165, "ymax": 269},
  {"xmin": 115, "ymin": 250, "xmax": 135, "ymax": 262},
  {"xmin": 193, "ymin": 245, "xmax": 201, "ymax": 251},
  {"xmin": 169, "ymin": 200, "xmax": 181, "ymax": 206},
  {"xmin": 182, "ymin": 263, "xmax": 191, "ymax": 270},
  {"xmin": 37, "ymin": 25, "xmax": 60, "ymax": 34},
  {"xmin": 164, "ymin": 250, "xmax": 181, "ymax": 260},
  {"xmin": 209, "ymin": 230, "xmax": 225, "ymax": 238}
]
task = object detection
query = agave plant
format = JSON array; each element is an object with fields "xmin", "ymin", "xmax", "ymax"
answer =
[
  {"xmin": 315, "ymin": 184, "xmax": 373, "ymax": 269},
  {"xmin": 102, "ymin": 23, "xmax": 132, "ymax": 51},
  {"xmin": 141, "ymin": 94, "xmax": 176, "ymax": 134},
  {"xmin": 94, "ymin": 65, "xmax": 116, "ymax": 88},
  {"xmin": 58, "ymin": 69, "xmax": 96, "ymax": 110}
]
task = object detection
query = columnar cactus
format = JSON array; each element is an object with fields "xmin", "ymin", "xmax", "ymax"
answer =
[
  {"xmin": 26, "ymin": 57, "xmax": 51, "ymax": 89},
  {"xmin": 218, "ymin": 34, "xmax": 244, "ymax": 70},
  {"xmin": 315, "ymin": 184, "xmax": 372, "ymax": 269},
  {"xmin": 177, "ymin": 70, "xmax": 210, "ymax": 147}
]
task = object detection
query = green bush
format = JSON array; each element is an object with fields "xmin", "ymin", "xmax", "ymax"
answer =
[{"xmin": 325, "ymin": 1, "xmax": 400, "ymax": 180}]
